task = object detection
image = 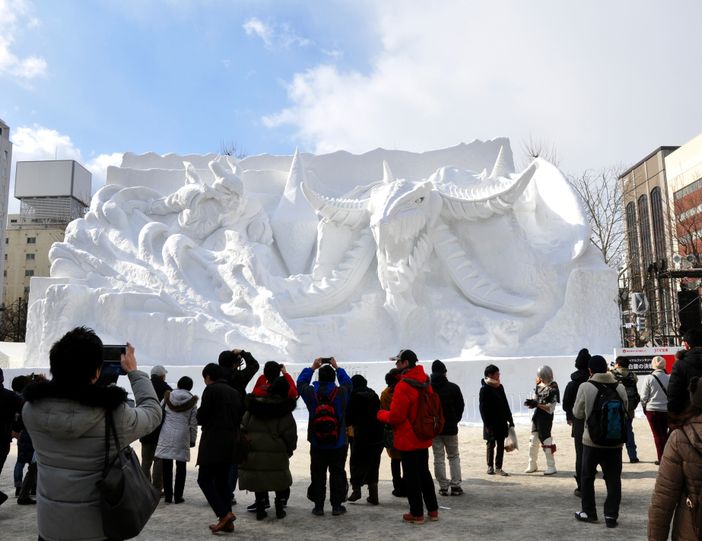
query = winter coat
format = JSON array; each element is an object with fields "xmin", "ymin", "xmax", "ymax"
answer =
[
  {"xmin": 377, "ymin": 364, "xmax": 434, "ymax": 451},
  {"xmin": 641, "ymin": 369, "xmax": 670, "ymax": 413},
  {"xmin": 155, "ymin": 389, "xmax": 198, "ymax": 462},
  {"xmin": 0, "ymin": 385, "xmax": 21, "ymax": 445},
  {"xmin": 238, "ymin": 394, "xmax": 297, "ymax": 492},
  {"xmin": 297, "ymin": 367, "xmax": 352, "ymax": 449},
  {"xmin": 346, "ymin": 384, "xmax": 384, "ymax": 446},
  {"xmin": 431, "ymin": 373, "xmax": 465, "ymax": 436},
  {"xmin": 668, "ymin": 348, "xmax": 702, "ymax": 415},
  {"xmin": 572, "ymin": 372, "xmax": 628, "ymax": 448},
  {"xmin": 562, "ymin": 369, "xmax": 589, "ymax": 423},
  {"xmin": 139, "ymin": 375, "xmax": 172, "ymax": 445},
  {"xmin": 648, "ymin": 416, "xmax": 702, "ymax": 540},
  {"xmin": 380, "ymin": 386, "xmax": 401, "ymax": 459},
  {"xmin": 22, "ymin": 372, "xmax": 162, "ymax": 541},
  {"xmin": 479, "ymin": 379, "xmax": 514, "ymax": 440},
  {"xmin": 197, "ymin": 379, "xmax": 242, "ymax": 465},
  {"xmin": 252, "ymin": 372, "xmax": 298, "ymax": 398}
]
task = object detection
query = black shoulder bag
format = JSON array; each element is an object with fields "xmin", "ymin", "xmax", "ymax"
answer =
[{"xmin": 96, "ymin": 409, "xmax": 160, "ymax": 539}]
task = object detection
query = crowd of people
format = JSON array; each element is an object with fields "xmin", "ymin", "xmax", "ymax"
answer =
[{"xmin": 4, "ymin": 326, "xmax": 702, "ymax": 539}]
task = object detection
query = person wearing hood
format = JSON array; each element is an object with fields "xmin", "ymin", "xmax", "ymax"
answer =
[
  {"xmin": 430, "ymin": 360, "xmax": 465, "ymax": 495},
  {"xmin": 155, "ymin": 376, "xmax": 199, "ymax": 504},
  {"xmin": 648, "ymin": 375, "xmax": 702, "ymax": 539},
  {"xmin": 377, "ymin": 349, "xmax": 439, "ymax": 525},
  {"xmin": 562, "ymin": 348, "xmax": 591, "ymax": 496},
  {"xmin": 641, "ymin": 356, "xmax": 670, "ymax": 465},
  {"xmin": 297, "ymin": 356, "xmax": 352, "ymax": 517},
  {"xmin": 346, "ymin": 374, "xmax": 384, "ymax": 505},
  {"xmin": 139, "ymin": 364, "xmax": 172, "ymax": 492},
  {"xmin": 479, "ymin": 364, "xmax": 514, "ymax": 476},
  {"xmin": 21, "ymin": 327, "xmax": 162, "ymax": 541},
  {"xmin": 239, "ymin": 376, "xmax": 298, "ymax": 521},
  {"xmin": 524, "ymin": 365, "xmax": 560, "ymax": 476}
]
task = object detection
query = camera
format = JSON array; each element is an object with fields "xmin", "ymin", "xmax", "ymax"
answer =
[
  {"xmin": 102, "ymin": 345, "xmax": 127, "ymax": 377},
  {"xmin": 524, "ymin": 398, "xmax": 538, "ymax": 408},
  {"xmin": 320, "ymin": 357, "xmax": 333, "ymax": 364}
]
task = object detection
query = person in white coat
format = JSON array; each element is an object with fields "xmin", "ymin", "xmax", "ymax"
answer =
[
  {"xmin": 640, "ymin": 356, "xmax": 670, "ymax": 465},
  {"xmin": 156, "ymin": 376, "xmax": 198, "ymax": 504}
]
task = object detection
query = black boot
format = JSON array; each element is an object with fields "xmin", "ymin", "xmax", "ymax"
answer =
[
  {"xmin": 366, "ymin": 483, "xmax": 379, "ymax": 505},
  {"xmin": 256, "ymin": 496, "xmax": 268, "ymax": 520},
  {"xmin": 275, "ymin": 498, "xmax": 286, "ymax": 519},
  {"xmin": 348, "ymin": 485, "xmax": 362, "ymax": 502}
]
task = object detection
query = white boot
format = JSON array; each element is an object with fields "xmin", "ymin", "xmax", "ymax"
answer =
[
  {"xmin": 524, "ymin": 432, "xmax": 540, "ymax": 473},
  {"xmin": 542, "ymin": 438, "xmax": 557, "ymax": 475}
]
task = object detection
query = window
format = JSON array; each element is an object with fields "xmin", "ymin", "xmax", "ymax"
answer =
[
  {"xmin": 3, "ymin": 254, "xmax": 6, "ymax": 260},
  {"xmin": 24, "ymin": 286, "xmax": 30, "ymax": 296},
  {"xmin": 25, "ymin": 253, "xmax": 35, "ymax": 261},
  {"xmin": 4, "ymin": 238, "xmax": 7, "ymax": 244},
  {"xmin": 2, "ymin": 270, "xmax": 5, "ymax": 277},
  {"xmin": 626, "ymin": 202, "xmax": 641, "ymax": 290},
  {"xmin": 638, "ymin": 195, "xmax": 654, "ymax": 266},
  {"xmin": 26, "ymin": 237, "xmax": 36, "ymax": 244},
  {"xmin": 650, "ymin": 187, "xmax": 667, "ymax": 262},
  {"xmin": 25, "ymin": 270, "xmax": 34, "ymax": 277}
]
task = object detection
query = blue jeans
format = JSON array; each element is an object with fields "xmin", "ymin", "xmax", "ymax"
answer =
[{"xmin": 625, "ymin": 417, "xmax": 637, "ymax": 461}]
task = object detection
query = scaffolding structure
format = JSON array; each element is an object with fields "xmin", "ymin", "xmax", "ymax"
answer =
[{"xmin": 19, "ymin": 196, "xmax": 87, "ymax": 224}]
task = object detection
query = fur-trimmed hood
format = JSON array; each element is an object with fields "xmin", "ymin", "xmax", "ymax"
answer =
[
  {"xmin": 164, "ymin": 389, "xmax": 198, "ymax": 412},
  {"xmin": 245, "ymin": 394, "xmax": 296, "ymax": 419},
  {"xmin": 23, "ymin": 380, "xmax": 128, "ymax": 411}
]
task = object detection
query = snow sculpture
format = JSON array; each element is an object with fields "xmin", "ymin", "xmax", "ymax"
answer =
[{"xmin": 24, "ymin": 139, "xmax": 619, "ymax": 365}]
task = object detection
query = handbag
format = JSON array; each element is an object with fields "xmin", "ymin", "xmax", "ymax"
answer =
[
  {"xmin": 96, "ymin": 409, "xmax": 160, "ymax": 540},
  {"xmin": 504, "ymin": 425, "xmax": 519, "ymax": 452}
]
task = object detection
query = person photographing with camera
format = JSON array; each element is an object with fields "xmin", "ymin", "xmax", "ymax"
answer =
[
  {"xmin": 297, "ymin": 356, "xmax": 352, "ymax": 517},
  {"xmin": 22, "ymin": 327, "xmax": 162, "ymax": 541}
]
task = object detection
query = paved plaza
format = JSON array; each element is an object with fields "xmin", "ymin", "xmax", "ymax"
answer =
[{"xmin": 0, "ymin": 417, "xmax": 660, "ymax": 540}]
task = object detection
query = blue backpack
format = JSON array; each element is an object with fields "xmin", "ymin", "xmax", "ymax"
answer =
[{"xmin": 587, "ymin": 382, "xmax": 627, "ymax": 446}]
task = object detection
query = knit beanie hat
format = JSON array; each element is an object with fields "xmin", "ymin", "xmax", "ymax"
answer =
[
  {"xmin": 318, "ymin": 365, "xmax": 336, "ymax": 383},
  {"xmin": 432, "ymin": 360, "xmax": 447, "ymax": 375},
  {"xmin": 589, "ymin": 355, "xmax": 608, "ymax": 374}
]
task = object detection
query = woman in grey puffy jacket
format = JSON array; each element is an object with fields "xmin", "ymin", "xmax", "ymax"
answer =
[{"xmin": 156, "ymin": 376, "xmax": 198, "ymax": 503}]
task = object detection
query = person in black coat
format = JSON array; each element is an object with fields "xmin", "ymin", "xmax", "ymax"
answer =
[
  {"xmin": 562, "ymin": 348, "xmax": 591, "ymax": 497},
  {"xmin": 346, "ymin": 374, "xmax": 384, "ymax": 505},
  {"xmin": 197, "ymin": 363, "xmax": 243, "ymax": 533},
  {"xmin": 0, "ymin": 368, "xmax": 22, "ymax": 506},
  {"xmin": 430, "ymin": 360, "xmax": 465, "ymax": 496},
  {"xmin": 668, "ymin": 329, "xmax": 702, "ymax": 425},
  {"xmin": 479, "ymin": 364, "xmax": 514, "ymax": 476}
]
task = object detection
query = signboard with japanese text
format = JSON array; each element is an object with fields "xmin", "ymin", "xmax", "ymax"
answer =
[{"xmin": 613, "ymin": 347, "xmax": 680, "ymax": 375}]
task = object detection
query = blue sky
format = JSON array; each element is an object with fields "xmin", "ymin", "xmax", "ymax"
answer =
[{"xmin": 2, "ymin": 0, "xmax": 702, "ymax": 207}]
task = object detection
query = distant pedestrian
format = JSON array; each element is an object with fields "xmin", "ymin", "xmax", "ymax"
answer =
[
  {"xmin": 155, "ymin": 376, "xmax": 198, "ymax": 504},
  {"xmin": 297, "ymin": 357, "xmax": 352, "ymax": 517},
  {"xmin": 524, "ymin": 365, "xmax": 559, "ymax": 475},
  {"xmin": 562, "ymin": 348, "xmax": 591, "ymax": 496},
  {"xmin": 378, "ymin": 349, "xmax": 439, "ymax": 525},
  {"xmin": 648, "ymin": 375, "xmax": 702, "ymax": 539},
  {"xmin": 346, "ymin": 374, "xmax": 384, "ymax": 505},
  {"xmin": 380, "ymin": 368, "xmax": 406, "ymax": 497},
  {"xmin": 430, "ymin": 360, "xmax": 465, "ymax": 495},
  {"xmin": 0, "ymin": 367, "xmax": 22, "ymax": 506},
  {"xmin": 668, "ymin": 328, "xmax": 702, "ymax": 426},
  {"xmin": 640, "ymin": 356, "xmax": 669, "ymax": 465},
  {"xmin": 479, "ymin": 364, "xmax": 514, "ymax": 476},
  {"xmin": 139, "ymin": 364, "xmax": 172, "ymax": 491},
  {"xmin": 197, "ymin": 363, "xmax": 242, "ymax": 533},
  {"xmin": 611, "ymin": 358, "xmax": 640, "ymax": 463},
  {"xmin": 573, "ymin": 355, "xmax": 627, "ymax": 528}
]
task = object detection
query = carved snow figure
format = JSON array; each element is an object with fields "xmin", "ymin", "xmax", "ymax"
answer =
[{"xmin": 24, "ymin": 140, "xmax": 619, "ymax": 366}]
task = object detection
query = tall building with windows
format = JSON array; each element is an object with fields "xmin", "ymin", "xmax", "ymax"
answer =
[
  {"xmin": 620, "ymin": 146, "xmax": 679, "ymax": 345},
  {"xmin": 3, "ymin": 160, "xmax": 90, "ymax": 307},
  {"xmin": 0, "ymin": 119, "xmax": 12, "ymax": 304}
]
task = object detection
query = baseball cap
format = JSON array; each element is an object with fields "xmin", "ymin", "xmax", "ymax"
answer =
[{"xmin": 389, "ymin": 349, "xmax": 418, "ymax": 364}]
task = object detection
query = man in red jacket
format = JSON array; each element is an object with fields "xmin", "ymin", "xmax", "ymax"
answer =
[{"xmin": 377, "ymin": 349, "xmax": 439, "ymax": 524}]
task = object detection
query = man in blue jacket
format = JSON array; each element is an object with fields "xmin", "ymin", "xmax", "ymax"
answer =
[{"xmin": 297, "ymin": 357, "xmax": 352, "ymax": 517}]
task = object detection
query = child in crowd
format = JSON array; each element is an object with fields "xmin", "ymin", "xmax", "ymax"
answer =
[
  {"xmin": 155, "ymin": 376, "xmax": 198, "ymax": 504},
  {"xmin": 524, "ymin": 365, "xmax": 559, "ymax": 475}
]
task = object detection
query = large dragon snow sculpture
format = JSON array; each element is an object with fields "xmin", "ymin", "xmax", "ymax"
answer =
[{"xmin": 24, "ymin": 142, "xmax": 618, "ymax": 365}]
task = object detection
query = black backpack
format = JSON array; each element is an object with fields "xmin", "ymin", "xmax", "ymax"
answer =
[
  {"xmin": 312, "ymin": 388, "xmax": 340, "ymax": 445},
  {"xmin": 617, "ymin": 371, "xmax": 641, "ymax": 411},
  {"xmin": 587, "ymin": 381, "xmax": 627, "ymax": 446}
]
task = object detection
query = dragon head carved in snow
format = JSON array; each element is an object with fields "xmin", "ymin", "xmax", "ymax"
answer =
[{"xmin": 301, "ymin": 153, "xmax": 539, "ymax": 325}]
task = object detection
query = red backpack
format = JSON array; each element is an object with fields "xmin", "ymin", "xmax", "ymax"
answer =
[
  {"xmin": 312, "ymin": 388, "xmax": 340, "ymax": 445},
  {"xmin": 411, "ymin": 385, "xmax": 445, "ymax": 440}
]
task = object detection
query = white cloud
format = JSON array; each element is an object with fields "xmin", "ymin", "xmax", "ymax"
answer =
[
  {"xmin": 0, "ymin": 0, "xmax": 47, "ymax": 80},
  {"xmin": 85, "ymin": 152, "xmax": 123, "ymax": 188},
  {"xmin": 243, "ymin": 17, "xmax": 312, "ymax": 50},
  {"xmin": 265, "ymin": 1, "xmax": 702, "ymax": 173}
]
